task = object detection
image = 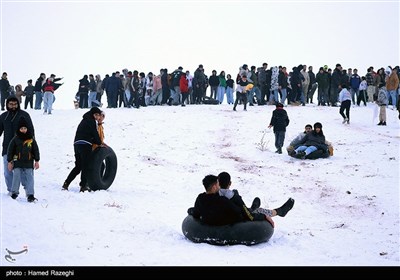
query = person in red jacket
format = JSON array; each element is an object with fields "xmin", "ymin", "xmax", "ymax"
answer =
[{"xmin": 179, "ymin": 73, "xmax": 189, "ymax": 107}]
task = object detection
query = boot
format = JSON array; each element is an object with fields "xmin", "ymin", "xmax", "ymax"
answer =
[
  {"xmin": 250, "ymin": 197, "xmax": 261, "ymax": 212},
  {"xmin": 275, "ymin": 198, "xmax": 295, "ymax": 217},
  {"xmin": 80, "ymin": 184, "xmax": 91, "ymax": 192},
  {"xmin": 62, "ymin": 181, "xmax": 69, "ymax": 191}
]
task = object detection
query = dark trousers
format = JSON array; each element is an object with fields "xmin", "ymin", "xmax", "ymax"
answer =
[
  {"xmin": 1, "ymin": 91, "xmax": 9, "ymax": 110},
  {"xmin": 79, "ymin": 93, "xmax": 88, "ymax": 108},
  {"xmin": 24, "ymin": 96, "xmax": 34, "ymax": 109},
  {"xmin": 65, "ymin": 144, "xmax": 92, "ymax": 188},
  {"xmin": 357, "ymin": 90, "xmax": 367, "ymax": 106},
  {"xmin": 274, "ymin": 130, "xmax": 286, "ymax": 149},
  {"xmin": 161, "ymin": 87, "xmax": 170, "ymax": 104},
  {"xmin": 339, "ymin": 99, "xmax": 351, "ymax": 120},
  {"xmin": 233, "ymin": 92, "xmax": 247, "ymax": 110}
]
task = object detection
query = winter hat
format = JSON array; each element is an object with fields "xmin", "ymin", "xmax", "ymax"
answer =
[
  {"xmin": 314, "ymin": 122, "xmax": 322, "ymax": 129},
  {"xmin": 276, "ymin": 102, "xmax": 284, "ymax": 108},
  {"xmin": 89, "ymin": 107, "xmax": 102, "ymax": 115},
  {"xmin": 18, "ymin": 117, "xmax": 28, "ymax": 129},
  {"xmin": 385, "ymin": 67, "xmax": 392, "ymax": 76}
]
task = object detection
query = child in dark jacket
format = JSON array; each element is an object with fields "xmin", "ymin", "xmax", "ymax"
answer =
[
  {"xmin": 7, "ymin": 117, "xmax": 40, "ymax": 202},
  {"xmin": 268, "ymin": 102, "xmax": 290, "ymax": 154}
]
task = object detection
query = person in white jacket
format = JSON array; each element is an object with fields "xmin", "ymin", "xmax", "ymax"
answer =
[{"xmin": 339, "ymin": 83, "xmax": 352, "ymax": 124}]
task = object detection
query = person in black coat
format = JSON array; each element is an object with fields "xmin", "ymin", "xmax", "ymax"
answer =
[
  {"xmin": 0, "ymin": 95, "xmax": 34, "ymax": 193},
  {"xmin": 0, "ymin": 72, "xmax": 11, "ymax": 111},
  {"xmin": 268, "ymin": 102, "xmax": 290, "ymax": 154},
  {"xmin": 62, "ymin": 107, "xmax": 102, "ymax": 192}
]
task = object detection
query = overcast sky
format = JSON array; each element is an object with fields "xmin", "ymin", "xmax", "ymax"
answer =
[{"xmin": 1, "ymin": 0, "xmax": 398, "ymax": 109}]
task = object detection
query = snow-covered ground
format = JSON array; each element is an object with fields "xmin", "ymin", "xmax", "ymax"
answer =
[{"xmin": 1, "ymin": 102, "xmax": 399, "ymax": 267}]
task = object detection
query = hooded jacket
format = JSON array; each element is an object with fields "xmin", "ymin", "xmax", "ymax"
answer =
[{"xmin": 0, "ymin": 96, "xmax": 35, "ymax": 156}]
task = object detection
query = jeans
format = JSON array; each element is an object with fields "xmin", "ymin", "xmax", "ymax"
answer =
[
  {"xmin": 3, "ymin": 155, "xmax": 13, "ymax": 192},
  {"xmin": 295, "ymin": 145, "xmax": 317, "ymax": 155},
  {"xmin": 11, "ymin": 168, "xmax": 34, "ymax": 196},
  {"xmin": 34, "ymin": 91, "xmax": 43, "ymax": 109}
]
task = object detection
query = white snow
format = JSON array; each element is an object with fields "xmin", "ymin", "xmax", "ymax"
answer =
[{"xmin": 1, "ymin": 103, "xmax": 399, "ymax": 267}]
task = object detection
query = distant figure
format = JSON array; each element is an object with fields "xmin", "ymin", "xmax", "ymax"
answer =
[
  {"xmin": 376, "ymin": 83, "xmax": 388, "ymax": 126},
  {"xmin": 338, "ymin": 83, "xmax": 351, "ymax": 124},
  {"xmin": 0, "ymin": 72, "xmax": 10, "ymax": 111},
  {"xmin": 268, "ymin": 102, "xmax": 290, "ymax": 154},
  {"xmin": 23, "ymin": 79, "xmax": 35, "ymax": 109}
]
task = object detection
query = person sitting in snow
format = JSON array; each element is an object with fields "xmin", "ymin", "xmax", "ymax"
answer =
[
  {"xmin": 287, "ymin": 124, "xmax": 334, "ymax": 156},
  {"xmin": 290, "ymin": 122, "xmax": 328, "ymax": 159},
  {"xmin": 188, "ymin": 174, "xmax": 294, "ymax": 227},
  {"xmin": 217, "ymin": 171, "xmax": 294, "ymax": 228},
  {"xmin": 7, "ymin": 117, "xmax": 40, "ymax": 202}
]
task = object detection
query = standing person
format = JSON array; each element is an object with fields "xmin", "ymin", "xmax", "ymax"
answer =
[
  {"xmin": 7, "ymin": 117, "xmax": 40, "ymax": 202},
  {"xmin": 92, "ymin": 111, "xmax": 106, "ymax": 151},
  {"xmin": 78, "ymin": 75, "xmax": 90, "ymax": 109},
  {"xmin": 33, "ymin": 73, "xmax": 45, "ymax": 110},
  {"xmin": 225, "ymin": 74, "xmax": 235, "ymax": 105},
  {"xmin": 233, "ymin": 74, "xmax": 249, "ymax": 111},
  {"xmin": 358, "ymin": 76, "xmax": 368, "ymax": 106},
  {"xmin": 376, "ymin": 83, "xmax": 388, "ymax": 126},
  {"xmin": 42, "ymin": 77, "xmax": 57, "ymax": 114},
  {"xmin": 0, "ymin": 96, "xmax": 34, "ymax": 193},
  {"xmin": 23, "ymin": 79, "xmax": 35, "ymax": 109},
  {"xmin": 179, "ymin": 72, "xmax": 189, "ymax": 107},
  {"xmin": 15, "ymin": 84, "xmax": 24, "ymax": 104},
  {"xmin": 268, "ymin": 102, "xmax": 290, "ymax": 154},
  {"xmin": 339, "ymin": 83, "xmax": 352, "ymax": 124},
  {"xmin": 0, "ymin": 72, "xmax": 11, "ymax": 111},
  {"xmin": 62, "ymin": 107, "xmax": 102, "ymax": 192}
]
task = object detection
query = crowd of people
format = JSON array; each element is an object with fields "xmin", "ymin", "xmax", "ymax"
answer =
[
  {"xmin": 0, "ymin": 62, "xmax": 398, "ymax": 238},
  {"xmin": 2, "ymin": 63, "xmax": 399, "ymax": 115}
]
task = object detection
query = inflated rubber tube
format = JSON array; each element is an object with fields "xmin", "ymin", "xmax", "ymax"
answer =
[
  {"xmin": 182, "ymin": 215, "xmax": 274, "ymax": 246},
  {"xmin": 87, "ymin": 146, "xmax": 118, "ymax": 191}
]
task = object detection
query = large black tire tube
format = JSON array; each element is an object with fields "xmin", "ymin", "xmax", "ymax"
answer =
[
  {"xmin": 182, "ymin": 215, "xmax": 274, "ymax": 246},
  {"xmin": 87, "ymin": 146, "xmax": 118, "ymax": 191}
]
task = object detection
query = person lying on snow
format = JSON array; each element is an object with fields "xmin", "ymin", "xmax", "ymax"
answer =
[{"xmin": 188, "ymin": 174, "xmax": 294, "ymax": 227}]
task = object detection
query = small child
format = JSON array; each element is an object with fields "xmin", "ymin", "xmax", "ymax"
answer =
[
  {"xmin": 339, "ymin": 83, "xmax": 352, "ymax": 124},
  {"xmin": 268, "ymin": 102, "xmax": 290, "ymax": 154},
  {"xmin": 376, "ymin": 83, "xmax": 388, "ymax": 126},
  {"xmin": 7, "ymin": 117, "xmax": 40, "ymax": 202}
]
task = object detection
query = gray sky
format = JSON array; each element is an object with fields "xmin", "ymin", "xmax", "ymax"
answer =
[{"xmin": 1, "ymin": 0, "xmax": 399, "ymax": 108}]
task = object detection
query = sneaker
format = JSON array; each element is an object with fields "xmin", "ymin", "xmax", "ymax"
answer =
[
  {"xmin": 382, "ymin": 121, "xmax": 387, "ymax": 126},
  {"xmin": 250, "ymin": 197, "xmax": 261, "ymax": 211},
  {"xmin": 80, "ymin": 185, "xmax": 91, "ymax": 192},
  {"xmin": 377, "ymin": 121, "xmax": 382, "ymax": 125},
  {"xmin": 342, "ymin": 118, "xmax": 348, "ymax": 124},
  {"xmin": 62, "ymin": 181, "xmax": 69, "ymax": 191},
  {"xmin": 27, "ymin": 195, "xmax": 37, "ymax": 202},
  {"xmin": 11, "ymin": 193, "xmax": 18, "ymax": 199}
]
